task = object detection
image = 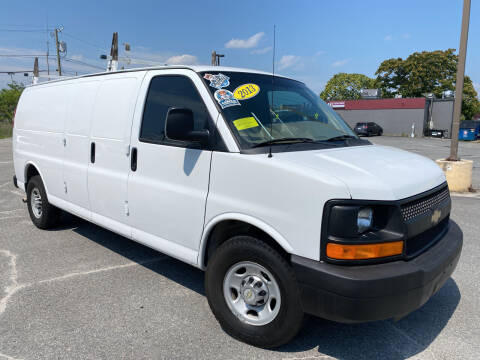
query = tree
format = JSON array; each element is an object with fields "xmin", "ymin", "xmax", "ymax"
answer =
[
  {"xmin": 462, "ymin": 76, "xmax": 480, "ymax": 120},
  {"xmin": 375, "ymin": 49, "xmax": 480, "ymax": 119},
  {"xmin": 0, "ymin": 82, "xmax": 24, "ymax": 123},
  {"xmin": 320, "ymin": 73, "xmax": 376, "ymax": 101}
]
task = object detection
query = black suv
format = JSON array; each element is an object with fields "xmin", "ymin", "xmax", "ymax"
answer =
[{"xmin": 354, "ymin": 122, "xmax": 383, "ymax": 136}]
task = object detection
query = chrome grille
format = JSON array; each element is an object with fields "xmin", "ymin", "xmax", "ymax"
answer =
[{"xmin": 401, "ymin": 186, "xmax": 450, "ymax": 221}]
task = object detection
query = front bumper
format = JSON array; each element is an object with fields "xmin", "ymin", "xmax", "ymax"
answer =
[{"xmin": 292, "ymin": 220, "xmax": 462, "ymax": 323}]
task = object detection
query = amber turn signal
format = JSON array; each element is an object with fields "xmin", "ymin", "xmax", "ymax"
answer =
[{"xmin": 326, "ymin": 241, "xmax": 403, "ymax": 260}]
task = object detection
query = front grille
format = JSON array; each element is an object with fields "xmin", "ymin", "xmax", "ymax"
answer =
[
  {"xmin": 401, "ymin": 185, "xmax": 450, "ymax": 222},
  {"xmin": 405, "ymin": 217, "xmax": 449, "ymax": 258}
]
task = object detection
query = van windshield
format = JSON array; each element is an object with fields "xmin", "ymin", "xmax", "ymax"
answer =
[{"xmin": 200, "ymin": 72, "xmax": 357, "ymax": 150}]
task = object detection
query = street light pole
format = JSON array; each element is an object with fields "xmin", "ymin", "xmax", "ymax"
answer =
[{"xmin": 449, "ymin": 0, "xmax": 471, "ymax": 161}]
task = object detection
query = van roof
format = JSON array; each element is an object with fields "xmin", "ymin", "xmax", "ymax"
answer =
[{"xmin": 28, "ymin": 65, "xmax": 294, "ymax": 87}]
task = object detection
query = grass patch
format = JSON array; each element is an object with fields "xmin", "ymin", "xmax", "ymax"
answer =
[{"xmin": 0, "ymin": 122, "xmax": 13, "ymax": 139}]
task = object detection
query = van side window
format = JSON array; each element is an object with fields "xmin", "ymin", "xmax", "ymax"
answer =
[{"xmin": 140, "ymin": 75, "xmax": 210, "ymax": 145}]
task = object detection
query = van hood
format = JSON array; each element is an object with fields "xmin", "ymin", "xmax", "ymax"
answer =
[{"xmin": 275, "ymin": 145, "xmax": 446, "ymax": 200}]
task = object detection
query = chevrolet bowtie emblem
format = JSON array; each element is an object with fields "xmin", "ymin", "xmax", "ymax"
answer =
[{"xmin": 431, "ymin": 209, "xmax": 442, "ymax": 225}]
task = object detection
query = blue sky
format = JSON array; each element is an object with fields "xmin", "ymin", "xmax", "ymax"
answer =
[{"xmin": 1, "ymin": 0, "xmax": 479, "ymax": 95}]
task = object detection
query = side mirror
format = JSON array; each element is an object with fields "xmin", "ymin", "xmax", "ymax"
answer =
[{"xmin": 165, "ymin": 108, "xmax": 210, "ymax": 144}]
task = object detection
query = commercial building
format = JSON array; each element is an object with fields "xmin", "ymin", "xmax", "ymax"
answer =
[{"xmin": 329, "ymin": 98, "xmax": 454, "ymax": 138}]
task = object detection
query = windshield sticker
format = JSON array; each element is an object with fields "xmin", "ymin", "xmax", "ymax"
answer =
[
  {"xmin": 233, "ymin": 117, "xmax": 259, "ymax": 131},
  {"xmin": 214, "ymin": 89, "xmax": 240, "ymax": 109},
  {"xmin": 203, "ymin": 73, "xmax": 230, "ymax": 89},
  {"xmin": 233, "ymin": 83, "xmax": 260, "ymax": 100}
]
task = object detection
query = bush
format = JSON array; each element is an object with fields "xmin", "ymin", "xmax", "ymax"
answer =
[{"xmin": 0, "ymin": 121, "xmax": 12, "ymax": 139}]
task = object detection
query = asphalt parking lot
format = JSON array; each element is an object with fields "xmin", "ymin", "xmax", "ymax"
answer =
[{"xmin": 0, "ymin": 136, "xmax": 479, "ymax": 360}]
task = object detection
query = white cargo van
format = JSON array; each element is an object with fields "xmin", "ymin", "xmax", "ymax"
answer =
[{"xmin": 12, "ymin": 66, "xmax": 462, "ymax": 347}]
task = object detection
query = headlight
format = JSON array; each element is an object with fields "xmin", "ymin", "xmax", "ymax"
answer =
[
  {"xmin": 323, "ymin": 201, "xmax": 405, "ymax": 263},
  {"xmin": 328, "ymin": 205, "xmax": 375, "ymax": 237},
  {"xmin": 357, "ymin": 207, "xmax": 373, "ymax": 233}
]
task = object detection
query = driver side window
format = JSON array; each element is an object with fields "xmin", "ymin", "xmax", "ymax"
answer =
[{"xmin": 140, "ymin": 75, "xmax": 211, "ymax": 146}]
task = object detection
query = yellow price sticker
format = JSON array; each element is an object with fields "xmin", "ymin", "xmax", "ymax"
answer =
[
  {"xmin": 233, "ymin": 117, "xmax": 259, "ymax": 131},
  {"xmin": 233, "ymin": 83, "xmax": 260, "ymax": 100}
]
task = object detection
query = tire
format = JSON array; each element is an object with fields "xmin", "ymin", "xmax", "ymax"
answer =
[
  {"xmin": 26, "ymin": 175, "xmax": 60, "ymax": 229},
  {"xmin": 205, "ymin": 236, "xmax": 304, "ymax": 348},
  {"xmin": 379, "ymin": 130, "xmax": 383, "ymax": 136}
]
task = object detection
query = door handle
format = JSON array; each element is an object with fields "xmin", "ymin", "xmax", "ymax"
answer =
[
  {"xmin": 90, "ymin": 142, "xmax": 96, "ymax": 163},
  {"xmin": 131, "ymin": 147, "xmax": 137, "ymax": 171}
]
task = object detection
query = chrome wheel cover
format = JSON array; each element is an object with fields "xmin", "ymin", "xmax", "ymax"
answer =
[
  {"xmin": 223, "ymin": 261, "xmax": 281, "ymax": 326},
  {"xmin": 31, "ymin": 188, "xmax": 43, "ymax": 218}
]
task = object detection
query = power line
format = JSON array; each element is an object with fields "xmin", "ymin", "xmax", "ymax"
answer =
[
  {"xmin": 64, "ymin": 58, "xmax": 104, "ymax": 70},
  {"xmin": 0, "ymin": 28, "xmax": 53, "ymax": 32},
  {"xmin": 62, "ymin": 32, "xmax": 105, "ymax": 51},
  {"xmin": 0, "ymin": 24, "xmax": 49, "ymax": 27},
  {"xmin": 0, "ymin": 70, "xmax": 46, "ymax": 73},
  {"xmin": 0, "ymin": 54, "xmax": 103, "ymax": 71},
  {"xmin": 0, "ymin": 54, "xmax": 50, "ymax": 57}
]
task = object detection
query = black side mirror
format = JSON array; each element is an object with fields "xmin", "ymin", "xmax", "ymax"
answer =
[{"xmin": 165, "ymin": 108, "xmax": 210, "ymax": 144}]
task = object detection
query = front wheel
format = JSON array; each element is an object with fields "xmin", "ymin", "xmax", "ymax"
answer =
[{"xmin": 205, "ymin": 236, "xmax": 304, "ymax": 348}]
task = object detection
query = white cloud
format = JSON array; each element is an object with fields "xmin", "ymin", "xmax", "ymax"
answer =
[
  {"xmin": 315, "ymin": 50, "xmax": 326, "ymax": 56},
  {"xmin": 251, "ymin": 46, "xmax": 272, "ymax": 55},
  {"xmin": 165, "ymin": 54, "xmax": 198, "ymax": 65},
  {"xmin": 384, "ymin": 35, "xmax": 393, "ymax": 41},
  {"xmin": 225, "ymin": 32, "xmax": 265, "ymax": 49},
  {"xmin": 402, "ymin": 33, "xmax": 412, "ymax": 39},
  {"xmin": 332, "ymin": 58, "xmax": 350, "ymax": 67},
  {"xmin": 125, "ymin": 48, "xmax": 199, "ymax": 66},
  {"xmin": 278, "ymin": 55, "xmax": 301, "ymax": 70}
]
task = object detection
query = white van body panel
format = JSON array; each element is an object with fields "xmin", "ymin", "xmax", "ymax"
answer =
[
  {"xmin": 63, "ymin": 79, "xmax": 101, "ymax": 218},
  {"xmin": 198, "ymin": 212, "xmax": 296, "ymax": 268},
  {"xmin": 205, "ymin": 151, "xmax": 351, "ymax": 261},
  {"xmin": 127, "ymin": 69, "xmax": 218, "ymax": 265},
  {"xmin": 14, "ymin": 83, "xmax": 69, "ymax": 199},
  {"xmin": 87, "ymin": 73, "xmax": 146, "ymax": 237},
  {"xmin": 274, "ymin": 145, "xmax": 446, "ymax": 201}
]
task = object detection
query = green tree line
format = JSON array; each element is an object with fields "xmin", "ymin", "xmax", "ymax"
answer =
[
  {"xmin": 0, "ymin": 82, "xmax": 23, "ymax": 139},
  {"xmin": 320, "ymin": 49, "xmax": 480, "ymax": 120},
  {"xmin": 0, "ymin": 82, "xmax": 24, "ymax": 123}
]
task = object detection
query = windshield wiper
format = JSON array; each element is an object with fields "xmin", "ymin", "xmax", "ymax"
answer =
[
  {"xmin": 251, "ymin": 137, "xmax": 316, "ymax": 148},
  {"xmin": 324, "ymin": 135, "xmax": 357, "ymax": 142}
]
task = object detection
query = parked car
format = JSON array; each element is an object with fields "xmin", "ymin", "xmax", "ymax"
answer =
[
  {"xmin": 427, "ymin": 129, "xmax": 448, "ymax": 138},
  {"xmin": 458, "ymin": 120, "xmax": 480, "ymax": 141},
  {"xmin": 354, "ymin": 122, "xmax": 383, "ymax": 136},
  {"xmin": 12, "ymin": 66, "xmax": 462, "ymax": 348}
]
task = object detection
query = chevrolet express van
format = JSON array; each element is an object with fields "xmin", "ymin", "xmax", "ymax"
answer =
[{"xmin": 12, "ymin": 66, "xmax": 463, "ymax": 348}]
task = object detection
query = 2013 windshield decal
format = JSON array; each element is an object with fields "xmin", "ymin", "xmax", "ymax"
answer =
[{"xmin": 204, "ymin": 73, "xmax": 241, "ymax": 109}]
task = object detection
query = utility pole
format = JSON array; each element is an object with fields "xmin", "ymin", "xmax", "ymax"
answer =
[
  {"xmin": 211, "ymin": 51, "xmax": 216, "ymax": 66},
  {"xmin": 54, "ymin": 27, "xmax": 62, "ymax": 76},
  {"xmin": 46, "ymin": 17, "xmax": 50, "ymax": 79},
  {"xmin": 211, "ymin": 50, "xmax": 224, "ymax": 66},
  {"xmin": 33, "ymin": 57, "xmax": 39, "ymax": 84},
  {"xmin": 449, "ymin": 0, "xmax": 471, "ymax": 161},
  {"xmin": 107, "ymin": 32, "xmax": 119, "ymax": 72}
]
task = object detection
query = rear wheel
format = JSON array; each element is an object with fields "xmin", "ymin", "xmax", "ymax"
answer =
[
  {"xmin": 205, "ymin": 236, "xmax": 304, "ymax": 348},
  {"xmin": 26, "ymin": 175, "xmax": 60, "ymax": 229}
]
